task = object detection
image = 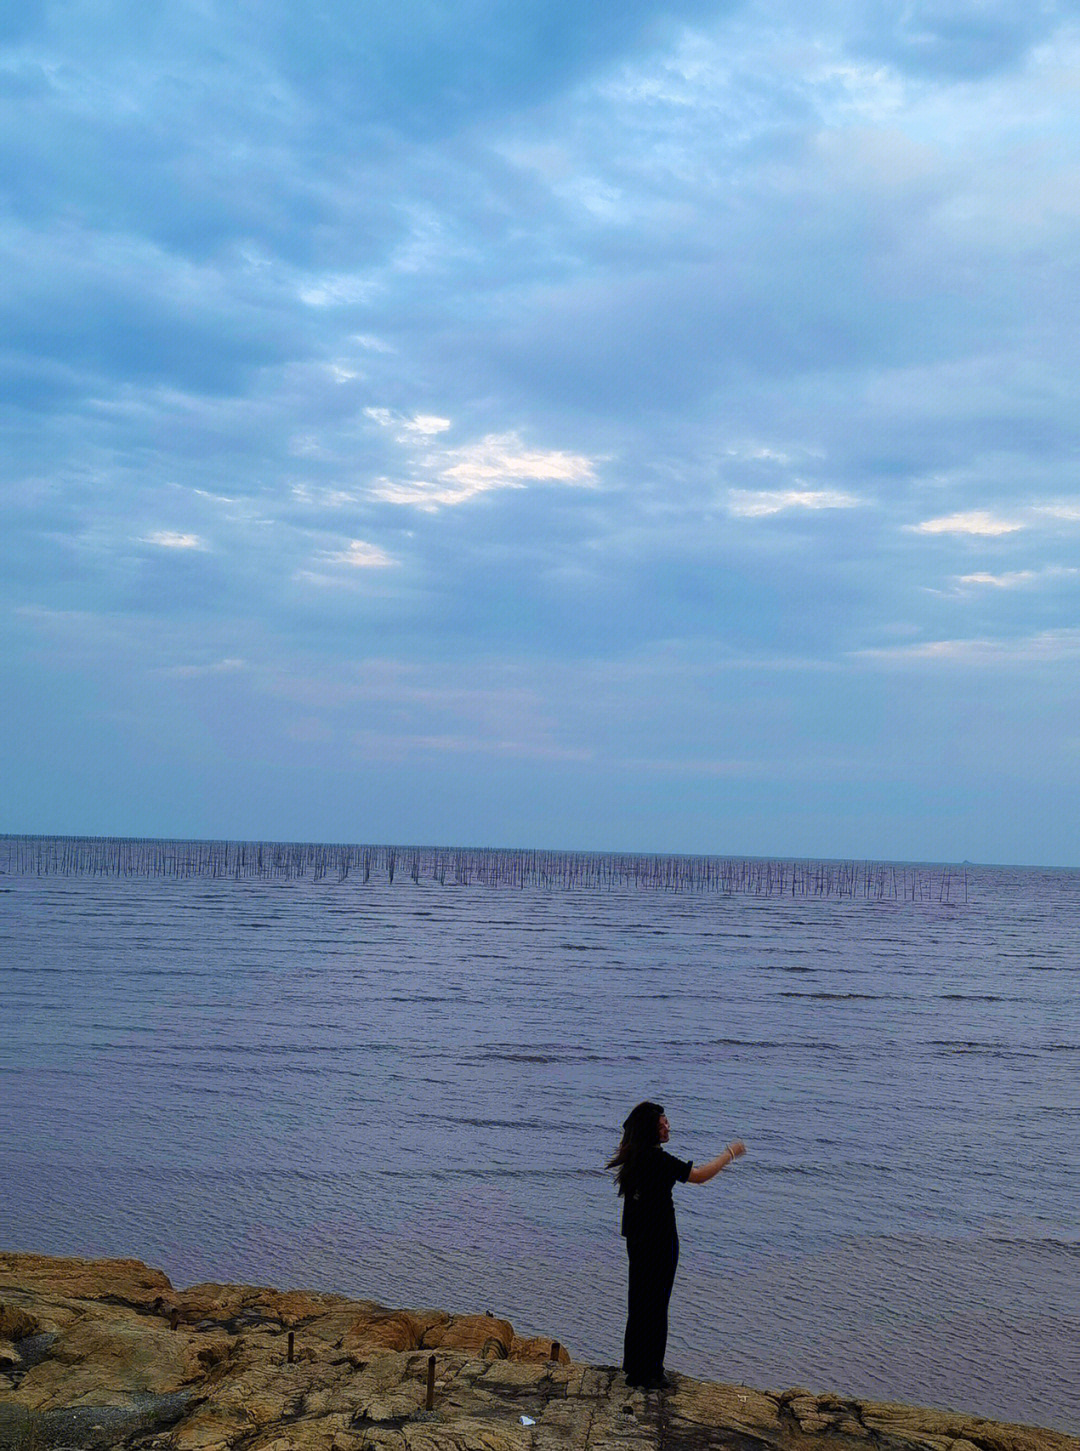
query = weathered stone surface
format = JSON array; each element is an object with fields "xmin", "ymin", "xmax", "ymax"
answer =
[
  {"xmin": 508, "ymin": 1337, "xmax": 569, "ymax": 1366},
  {"xmin": 0, "ymin": 1255, "xmax": 1075, "ymax": 1451},
  {"xmin": 0, "ymin": 1306, "xmax": 39, "ymax": 1344},
  {"xmin": 177, "ymin": 1282, "xmax": 352, "ymax": 1328},
  {"xmin": 422, "ymin": 1315, "xmax": 514, "ymax": 1359},
  {"xmin": 2, "ymin": 1390, "xmax": 199, "ymax": 1451},
  {"xmin": 343, "ymin": 1309, "xmax": 450, "ymax": 1355},
  {"xmin": 11, "ymin": 1311, "xmax": 230, "ymax": 1412},
  {"xmin": 669, "ymin": 1375, "xmax": 785, "ymax": 1444},
  {"xmin": 0, "ymin": 1255, "xmax": 170, "ymax": 1309}
]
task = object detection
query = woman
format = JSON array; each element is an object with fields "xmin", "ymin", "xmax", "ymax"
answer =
[{"xmin": 607, "ymin": 1100, "xmax": 745, "ymax": 1389}]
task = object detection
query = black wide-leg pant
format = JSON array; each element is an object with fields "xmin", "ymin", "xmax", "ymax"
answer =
[{"xmin": 622, "ymin": 1230, "xmax": 679, "ymax": 1384}]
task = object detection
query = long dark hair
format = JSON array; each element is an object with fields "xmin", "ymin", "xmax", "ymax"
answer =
[{"xmin": 606, "ymin": 1100, "xmax": 664, "ymax": 1196}]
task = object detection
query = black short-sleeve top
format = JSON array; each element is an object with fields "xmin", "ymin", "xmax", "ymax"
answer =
[{"xmin": 620, "ymin": 1146, "xmax": 694, "ymax": 1238}]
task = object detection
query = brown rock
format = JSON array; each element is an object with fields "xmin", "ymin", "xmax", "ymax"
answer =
[
  {"xmin": 169, "ymin": 1349, "xmax": 340, "ymax": 1451},
  {"xmin": 0, "ymin": 1254, "xmax": 171, "ymax": 1309},
  {"xmin": 405, "ymin": 1414, "xmax": 532, "ymax": 1450},
  {"xmin": 174, "ymin": 1282, "xmax": 352, "ymax": 1328},
  {"xmin": 248, "ymin": 1414, "xmax": 354, "ymax": 1451},
  {"xmin": 507, "ymin": 1336, "xmax": 570, "ymax": 1364},
  {"xmin": 0, "ymin": 1303, "xmax": 40, "ymax": 1341},
  {"xmin": 1, "ymin": 1253, "xmax": 1076, "ymax": 1451},
  {"xmin": 10, "ymin": 1311, "xmax": 231, "ymax": 1411},
  {"xmin": 421, "ymin": 1315, "xmax": 514, "ymax": 1359},
  {"xmin": 855, "ymin": 1401, "xmax": 1080, "ymax": 1451},
  {"xmin": 669, "ymin": 1377, "xmax": 784, "ymax": 1443},
  {"xmin": 341, "ymin": 1309, "xmax": 449, "ymax": 1355}
]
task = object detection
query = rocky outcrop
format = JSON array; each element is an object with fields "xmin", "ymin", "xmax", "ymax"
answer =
[{"xmin": 0, "ymin": 1254, "xmax": 1075, "ymax": 1451}]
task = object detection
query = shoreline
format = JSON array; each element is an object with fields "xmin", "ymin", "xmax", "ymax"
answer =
[{"xmin": 2, "ymin": 1253, "xmax": 1076, "ymax": 1451}]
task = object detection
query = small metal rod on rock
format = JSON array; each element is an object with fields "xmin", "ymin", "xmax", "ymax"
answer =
[
  {"xmin": 426, "ymin": 1355, "xmax": 436, "ymax": 1411},
  {"xmin": 287, "ymin": 1331, "xmax": 295, "ymax": 1364}
]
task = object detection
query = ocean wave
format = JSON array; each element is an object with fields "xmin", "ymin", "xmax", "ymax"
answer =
[
  {"xmin": 777, "ymin": 991, "xmax": 887, "ymax": 1000},
  {"xmin": 939, "ymin": 993, "xmax": 1025, "ymax": 1002}
]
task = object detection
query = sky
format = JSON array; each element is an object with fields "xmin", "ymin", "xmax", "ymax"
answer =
[{"xmin": 3, "ymin": 0, "xmax": 1080, "ymax": 865}]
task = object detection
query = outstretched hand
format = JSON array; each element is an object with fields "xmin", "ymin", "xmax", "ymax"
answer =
[{"xmin": 689, "ymin": 1141, "xmax": 745, "ymax": 1183}]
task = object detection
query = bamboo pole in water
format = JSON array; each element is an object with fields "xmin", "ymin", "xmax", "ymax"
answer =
[{"xmin": 0, "ymin": 835, "xmax": 963, "ymax": 904}]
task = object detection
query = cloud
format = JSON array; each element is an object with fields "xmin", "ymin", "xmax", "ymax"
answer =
[
  {"xmin": 725, "ymin": 445, "xmax": 798, "ymax": 464},
  {"xmin": 618, "ymin": 752, "xmax": 855, "ymax": 779},
  {"xmin": 362, "ymin": 409, "xmax": 453, "ymax": 443},
  {"xmin": 400, "ymin": 414, "xmax": 452, "ymax": 437},
  {"xmin": 293, "ymin": 537, "xmax": 400, "ymax": 586},
  {"xmin": 955, "ymin": 570, "xmax": 1036, "ymax": 588},
  {"xmin": 907, "ymin": 510, "xmax": 1024, "ymax": 536},
  {"xmin": 856, "ymin": 628, "xmax": 1080, "ymax": 665},
  {"xmin": 844, "ymin": 0, "xmax": 1078, "ymax": 79},
  {"xmin": 5, "ymin": 0, "xmax": 1080, "ymax": 859},
  {"xmin": 1036, "ymin": 504, "xmax": 1080, "ymax": 523},
  {"xmin": 324, "ymin": 539, "xmax": 398, "ymax": 568},
  {"xmin": 954, "ymin": 566, "xmax": 1080, "ymax": 589},
  {"xmin": 369, "ymin": 427, "xmax": 599, "ymax": 508},
  {"xmin": 243, "ymin": 0, "xmax": 735, "ymax": 137},
  {"xmin": 727, "ymin": 488, "xmax": 861, "ymax": 519},
  {"xmin": 437, "ymin": 436, "xmax": 596, "ymax": 489},
  {"xmin": 164, "ymin": 657, "xmax": 247, "ymax": 677},
  {"xmin": 140, "ymin": 532, "xmax": 206, "ymax": 549},
  {"xmin": 348, "ymin": 729, "xmax": 593, "ymax": 763}
]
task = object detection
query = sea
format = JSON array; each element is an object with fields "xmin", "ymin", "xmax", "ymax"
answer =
[{"xmin": 1, "ymin": 839, "xmax": 1078, "ymax": 1433}]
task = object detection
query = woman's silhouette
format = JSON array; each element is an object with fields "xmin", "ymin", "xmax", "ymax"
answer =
[{"xmin": 607, "ymin": 1101, "xmax": 745, "ymax": 1389}]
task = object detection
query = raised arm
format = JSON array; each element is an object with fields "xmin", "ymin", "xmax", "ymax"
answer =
[{"xmin": 687, "ymin": 1139, "xmax": 745, "ymax": 1184}]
